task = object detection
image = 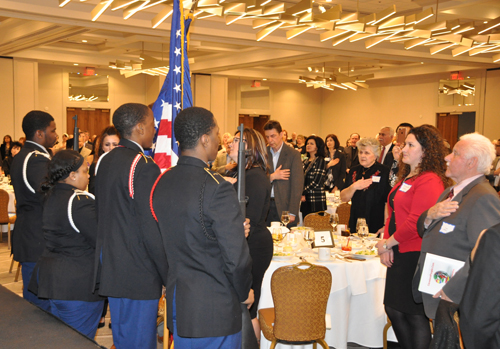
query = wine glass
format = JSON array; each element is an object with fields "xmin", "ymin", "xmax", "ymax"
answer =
[
  {"xmin": 329, "ymin": 213, "xmax": 339, "ymax": 233},
  {"xmin": 303, "ymin": 229, "xmax": 315, "ymax": 251},
  {"xmin": 281, "ymin": 211, "xmax": 290, "ymax": 227},
  {"xmin": 272, "ymin": 227, "xmax": 284, "ymax": 248},
  {"xmin": 358, "ymin": 225, "xmax": 369, "ymax": 246}
]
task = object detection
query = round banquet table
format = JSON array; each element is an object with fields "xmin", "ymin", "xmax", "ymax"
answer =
[
  {"xmin": 0, "ymin": 185, "xmax": 15, "ymax": 233},
  {"xmin": 258, "ymin": 255, "xmax": 397, "ymax": 349}
]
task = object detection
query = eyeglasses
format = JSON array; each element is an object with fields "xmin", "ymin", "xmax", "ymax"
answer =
[{"xmin": 233, "ymin": 137, "xmax": 246, "ymax": 143}]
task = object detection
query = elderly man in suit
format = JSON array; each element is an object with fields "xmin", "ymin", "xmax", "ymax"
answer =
[
  {"xmin": 413, "ymin": 133, "xmax": 500, "ymax": 320},
  {"xmin": 10, "ymin": 110, "xmax": 58, "ymax": 310},
  {"xmin": 212, "ymin": 135, "xmax": 236, "ymax": 175},
  {"xmin": 344, "ymin": 133, "xmax": 360, "ymax": 171},
  {"xmin": 378, "ymin": 126, "xmax": 395, "ymax": 167},
  {"xmin": 264, "ymin": 120, "xmax": 304, "ymax": 227}
]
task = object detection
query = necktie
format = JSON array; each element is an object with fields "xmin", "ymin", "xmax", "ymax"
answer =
[
  {"xmin": 447, "ymin": 188, "xmax": 454, "ymax": 200},
  {"xmin": 378, "ymin": 146, "xmax": 385, "ymax": 163}
]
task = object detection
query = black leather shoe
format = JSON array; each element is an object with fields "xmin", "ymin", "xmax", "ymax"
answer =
[
  {"xmin": 98, "ymin": 321, "xmax": 105, "ymax": 329},
  {"xmin": 109, "ymin": 323, "xmax": 112, "ymax": 329}
]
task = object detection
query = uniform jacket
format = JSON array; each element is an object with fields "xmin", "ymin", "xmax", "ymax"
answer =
[
  {"xmin": 302, "ymin": 156, "xmax": 327, "ymax": 213},
  {"xmin": 267, "ymin": 143, "xmax": 304, "ymax": 218},
  {"xmin": 29, "ymin": 183, "xmax": 103, "ymax": 302},
  {"xmin": 93, "ymin": 138, "xmax": 167, "ymax": 299},
  {"xmin": 413, "ymin": 176, "xmax": 500, "ymax": 319},
  {"xmin": 151, "ymin": 156, "xmax": 252, "ymax": 338},
  {"xmin": 345, "ymin": 146, "xmax": 359, "ymax": 169},
  {"xmin": 10, "ymin": 141, "xmax": 51, "ymax": 262}
]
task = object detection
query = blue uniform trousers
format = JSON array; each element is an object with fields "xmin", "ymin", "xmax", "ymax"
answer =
[
  {"xmin": 49, "ymin": 299, "xmax": 104, "ymax": 339},
  {"xmin": 172, "ymin": 289, "xmax": 242, "ymax": 349},
  {"xmin": 21, "ymin": 262, "xmax": 50, "ymax": 311},
  {"xmin": 108, "ymin": 297, "xmax": 159, "ymax": 349}
]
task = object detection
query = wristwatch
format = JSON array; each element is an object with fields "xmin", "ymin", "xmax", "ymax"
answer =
[{"xmin": 383, "ymin": 240, "xmax": 391, "ymax": 250}]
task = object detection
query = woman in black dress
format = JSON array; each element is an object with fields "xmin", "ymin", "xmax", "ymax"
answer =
[
  {"xmin": 228, "ymin": 127, "xmax": 272, "ymax": 342},
  {"xmin": 1, "ymin": 135, "xmax": 12, "ymax": 160},
  {"xmin": 324, "ymin": 133, "xmax": 347, "ymax": 192},
  {"xmin": 28, "ymin": 150, "xmax": 104, "ymax": 339},
  {"xmin": 341, "ymin": 137, "xmax": 390, "ymax": 234},
  {"xmin": 300, "ymin": 135, "xmax": 327, "ymax": 218}
]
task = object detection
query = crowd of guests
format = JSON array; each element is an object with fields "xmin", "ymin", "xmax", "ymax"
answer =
[{"xmin": 4, "ymin": 106, "xmax": 500, "ymax": 349}]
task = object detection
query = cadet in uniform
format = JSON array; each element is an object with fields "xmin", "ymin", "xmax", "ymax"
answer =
[
  {"xmin": 151, "ymin": 107, "xmax": 253, "ymax": 348},
  {"xmin": 29, "ymin": 150, "xmax": 104, "ymax": 338},
  {"xmin": 93, "ymin": 103, "xmax": 168, "ymax": 349},
  {"xmin": 10, "ymin": 110, "xmax": 57, "ymax": 310}
]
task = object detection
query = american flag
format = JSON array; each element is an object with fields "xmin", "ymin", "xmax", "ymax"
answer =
[{"xmin": 151, "ymin": 0, "xmax": 193, "ymax": 171}]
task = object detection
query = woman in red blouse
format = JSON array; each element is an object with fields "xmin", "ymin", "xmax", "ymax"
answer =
[{"xmin": 376, "ymin": 125, "xmax": 451, "ymax": 349}]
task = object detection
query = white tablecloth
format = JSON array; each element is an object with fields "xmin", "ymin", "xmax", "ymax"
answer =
[
  {"xmin": 259, "ymin": 256, "xmax": 397, "ymax": 349},
  {"xmin": 1, "ymin": 186, "xmax": 15, "ymax": 233}
]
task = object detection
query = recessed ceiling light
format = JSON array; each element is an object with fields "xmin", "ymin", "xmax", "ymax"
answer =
[
  {"xmin": 421, "ymin": 62, "xmax": 424, "ymax": 64},
  {"xmin": 484, "ymin": 21, "xmax": 488, "ymax": 24},
  {"xmin": 82, "ymin": 40, "xmax": 88, "ymax": 43},
  {"xmin": 263, "ymin": 78, "xmax": 267, "ymax": 81},
  {"xmin": 74, "ymin": 63, "xmax": 79, "ymax": 66}
]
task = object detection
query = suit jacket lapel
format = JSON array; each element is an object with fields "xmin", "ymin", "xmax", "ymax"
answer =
[{"xmin": 426, "ymin": 176, "xmax": 486, "ymax": 232}]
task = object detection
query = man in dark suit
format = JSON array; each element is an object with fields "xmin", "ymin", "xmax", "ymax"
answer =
[
  {"xmin": 378, "ymin": 126, "xmax": 395, "ymax": 167},
  {"xmin": 460, "ymin": 222, "xmax": 500, "ymax": 349},
  {"xmin": 264, "ymin": 120, "xmax": 304, "ymax": 227},
  {"xmin": 151, "ymin": 107, "xmax": 253, "ymax": 347},
  {"xmin": 413, "ymin": 133, "xmax": 500, "ymax": 320},
  {"xmin": 93, "ymin": 103, "xmax": 168, "ymax": 349},
  {"xmin": 10, "ymin": 110, "xmax": 58, "ymax": 310},
  {"xmin": 344, "ymin": 132, "xmax": 360, "ymax": 171}
]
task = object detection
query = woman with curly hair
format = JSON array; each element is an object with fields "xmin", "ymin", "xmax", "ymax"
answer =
[
  {"xmin": 375, "ymin": 124, "xmax": 451, "ymax": 349},
  {"xmin": 28, "ymin": 150, "xmax": 104, "ymax": 339},
  {"xmin": 228, "ymin": 127, "xmax": 272, "ymax": 342}
]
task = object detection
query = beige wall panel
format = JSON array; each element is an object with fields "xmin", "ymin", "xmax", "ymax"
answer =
[
  {"xmin": 483, "ymin": 69, "xmax": 500, "ymax": 141},
  {"xmin": 193, "ymin": 74, "xmax": 212, "ymax": 110},
  {"xmin": 227, "ymin": 79, "xmax": 322, "ymax": 137},
  {"xmin": 13, "ymin": 59, "xmax": 38, "ymax": 140},
  {"xmin": 210, "ymin": 76, "xmax": 230, "ymax": 134},
  {"xmin": 0, "ymin": 58, "xmax": 15, "ymax": 139},
  {"xmin": 38, "ymin": 65, "xmax": 64, "ymax": 135}
]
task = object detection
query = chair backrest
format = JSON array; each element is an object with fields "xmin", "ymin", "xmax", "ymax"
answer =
[
  {"xmin": 271, "ymin": 262, "xmax": 332, "ymax": 342},
  {"xmin": 0, "ymin": 189, "xmax": 10, "ymax": 224},
  {"xmin": 336, "ymin": 203, "xmax": 351, "ymax": 226},
  {"xmin": 303, "ymin": 211, "xmax": 332, "ymax": 232}
]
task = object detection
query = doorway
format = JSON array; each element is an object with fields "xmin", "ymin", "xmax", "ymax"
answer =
[
  {"xmin": 66, "ymin": 107, "xmax": 111, "ymax": 138},
  {"xmin": 238, "ymin": 114, "xmax": 270, "ymax": 138},
  {"xmin": 436, "ymin": 112, "xmax": 475, "ymax": 149}
]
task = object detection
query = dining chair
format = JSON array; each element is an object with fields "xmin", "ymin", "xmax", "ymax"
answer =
[
  {"xmin": 303, "ymin": 211, "xmax": 333, "ymax": 233},
  {"xmin": 258, "ymin": 261, "xmax": 332, "ymax": 349},
  {"xmin": 0, "ymin": 189, "xmax": 16, "ymax": 249},
  {"xmin": 336, "ymin": 202, "xmax": 351, "ymax": 226},
  {"xmin": 9, "ymin": 256, "xmax": 21, "ymax": 282}
]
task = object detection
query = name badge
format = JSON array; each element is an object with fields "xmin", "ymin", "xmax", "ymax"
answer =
[
  {"xmin": 399, "ymin": 183, "xmax": 412, "ymax": 192},
  {"xmin": 372, "ymin": 175, "xmax": 381, "ymax": 183},
  {"xmin": 439, "ymin": 222, "xmax": 455, "ymax": 234},
  {"xmin": 313, "ymin": 231, "xmax": 334, "ymax": 248},
  {"xmin": 325, "ymin": 157, "xmax": 331, "ymax": 162}
]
